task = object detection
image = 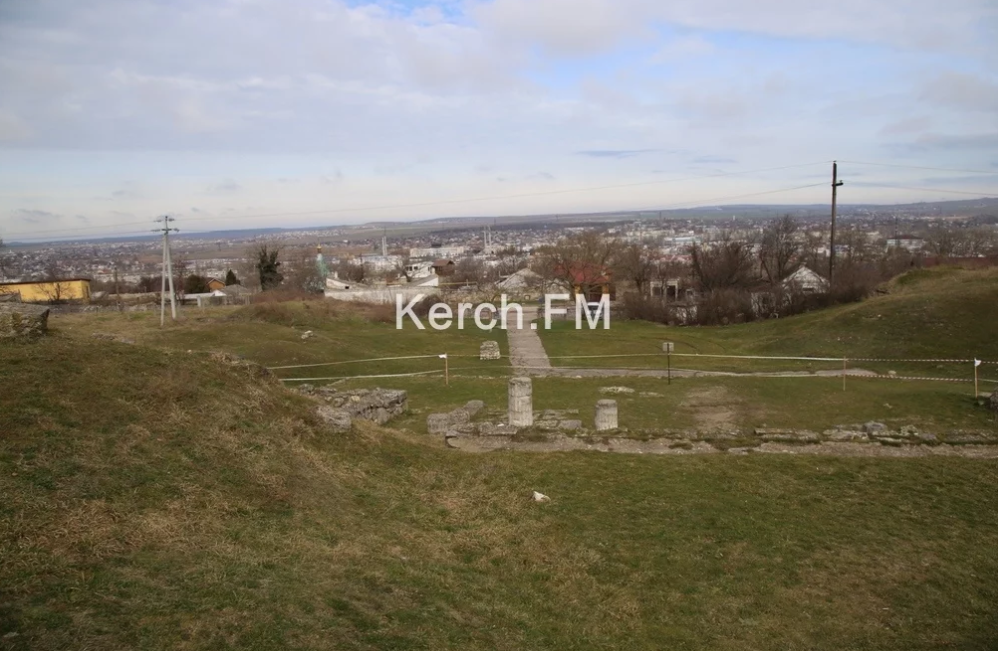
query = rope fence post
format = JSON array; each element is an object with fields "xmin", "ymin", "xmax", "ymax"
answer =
[
  {"xmin": 843, "ymin": 357, "xmax": 847, "ymax": 392},
  {"xmin": 974, "ymin": 358, "xmax": 981, "ymax": 397},
  {"xmin": 440, "ymin": 353, "xmax": 449, "ymax": 386}
]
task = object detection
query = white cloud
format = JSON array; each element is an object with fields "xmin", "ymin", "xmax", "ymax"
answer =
[{"xmin": 0, "ymin": 0, "xmax": 996, "ymax": 234}]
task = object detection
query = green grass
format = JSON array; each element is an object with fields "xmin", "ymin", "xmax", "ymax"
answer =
[
  {"xmin": 2, "ymin": 335, "xmax": 998, "ymax": 649},
  {"xmin": 62, "ymin": 301, "xmax": 511, "ymax": 378},
  {"xmin": 337, "ymin": 374, "xmax": 997, "ymax": 435},
  {"xmin": 538, "ymin": 267, "xmax": 998, "ymax": 380}
]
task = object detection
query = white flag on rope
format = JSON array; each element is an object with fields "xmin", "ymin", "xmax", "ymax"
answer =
[
  {"xmin": 974, "ymin": 359, "xmax": 981, "ymax": 367},
  {"xmin": 439, "ymin": 354, "xmax": 448, "ymax": 359}
]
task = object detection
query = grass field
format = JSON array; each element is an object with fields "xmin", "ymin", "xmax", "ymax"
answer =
[
  {"xmin": 2, "ymin": 335, "xmax": 998, "ymax": 650},
  {"xmin": 538, "ymin": 267, "xmax": 998, "ymax": 380},
  {"xmin": 52, "ymin": 267, "xmax": 998, "ymax": 434}
]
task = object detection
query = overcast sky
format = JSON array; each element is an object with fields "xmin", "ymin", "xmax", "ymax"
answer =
[{"xmin": 1, "ymin": 0, "xmax": 997, "ymax": 240}]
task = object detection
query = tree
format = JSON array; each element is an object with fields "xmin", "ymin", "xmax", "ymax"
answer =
[
  {"xmin": 452, "ymin": 257, "xmax": 487, "ymax": 286},
  {"xmin": 758, "ymin": 215, "xmax": 802, "ymax": 284},
  {"xmin": 170, "ymin": 254, "xmax": 189, "ymax": 298},
  {"xmin": 136, "ymin": 276, "xmax": 160, "ymax": 293},
  {"xmin": 534, "ymin": 231, "xmax": 618, "ymax": 298},
  {"xmin": 613, "ymin": 243, "xmax": 656, "ymax": 295},
  {"xmin": 689, "ymin": 236, "xmax": 756, "ymax": 292},
  {"xmin": 0, "ymin": 238, "xmax": 8, "ymax": 281},
  {"xmin": 336, "ymin": 259, "xmax": 366, "ymax": 283},
  {"xmin": 225, "ymin": 269, "xmax": 240, "ymax": 286},
  {"xmin": 254, "ymin": 244, "xmax": 284, "ymax": 290},
  {"xmin": 283, "ymin": 247, "xmax": 325, "ymax": 294},
  {"xmin": 183, "ymin": 274, "xmax": 211, "ymax": 294}
]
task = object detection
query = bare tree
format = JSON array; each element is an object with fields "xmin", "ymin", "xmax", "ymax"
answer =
[
  {"xmin": 758, "ymin": 215, "xmax": 802, "ymax": 284},
  {"xmin": 613, "ymin": 242, "xmax": 657, "ymax": 295},
  {"xmin": 451, "ymin": 257, "xmax": 487, "ymax": 286},
  {"xmin": 535, "ymin": 231, "xmax": 618, "ymax": 298},
  {"xmin": 282, "ymin": 247, "xmax": 324, "ymax": 293},
  {"xmin": 0, "ymin": 238, "xmax": 8, "ymax": 281},
  {"xmin": 689, "ymin": 236, "xmax": 756, "ymax": 292},
  {"xmin": 336, "ymin": 259, "xmax": 366, "ymax": 283}
]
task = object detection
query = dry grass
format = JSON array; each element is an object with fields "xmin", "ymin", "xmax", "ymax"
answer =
[{"xmin": 2, "ymin": 307, "xmax": 998, "ymax": 649}]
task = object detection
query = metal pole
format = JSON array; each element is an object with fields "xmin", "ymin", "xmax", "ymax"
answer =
[{"xmin": 667, "ymin": 351, "xmax": 671, "ymax": 385}]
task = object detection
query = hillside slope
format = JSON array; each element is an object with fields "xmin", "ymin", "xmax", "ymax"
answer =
[
  {"xmin": 541, "ymin": 266, "xmax": 998, "ymax": 376},
  {"xmin": 2, "ymin": 334, "xmax": 998, "ymax": 649}
]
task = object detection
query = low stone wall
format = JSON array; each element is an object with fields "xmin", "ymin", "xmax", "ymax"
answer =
[
  {"xmin": 0, "ymin": 304, "xmax": 50, "ymax": 339},
  {"xmin": 298, "ymin": 385, "xmax": 408, "ymax": 433}
]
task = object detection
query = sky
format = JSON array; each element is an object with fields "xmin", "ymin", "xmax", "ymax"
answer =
[{"xmin": 1, "ymin": 0, "xmax": 997, "ymax": 241}]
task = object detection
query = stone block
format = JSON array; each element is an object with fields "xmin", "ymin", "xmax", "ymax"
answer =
[
  {"xmin": 479, "ymin": 340, "xmax": 501, "ymax": 360},
  {"xmin": 595, "ymin": 399, "xmax": 618, "ymax": 431},
  {"xmin": 0, "ymin": 304, "xmax": 50, "ymax": 339},
  {"xmin": 508, "ymin": 376, "xmax": 533, "ymax": 427}
]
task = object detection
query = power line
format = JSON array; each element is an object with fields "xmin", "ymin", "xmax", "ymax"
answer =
[
  {"xmin": 852, "ymin": 183, "xmax": 998, "ymax": 197},
  {"xmin": 838, "ymin": 160, "xmax": 998, "ymax": 175}
]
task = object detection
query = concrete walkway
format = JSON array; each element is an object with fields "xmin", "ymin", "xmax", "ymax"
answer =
[{"xmin": 504, "ymin": 306, "xmax": 552, "ymax": 375}]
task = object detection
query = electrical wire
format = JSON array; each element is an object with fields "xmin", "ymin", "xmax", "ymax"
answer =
[
  {"xmin": 837, "ymin": 160, "xmax": 998, "ymax": 175},
  {"xmin": 850, "ymin": 183, "xmax": 998, "ymax": 197}
]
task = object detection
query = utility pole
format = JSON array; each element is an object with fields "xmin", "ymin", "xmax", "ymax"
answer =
[
  {"xmin": 828, "ymin": 161, "xmax": 844, "ymax": 285},
  {"xmin": 113, "ymin": 262, "xmax": 123, "ymax": 313},
  {"xmin": 155, "ymin": 216, "xmax": 179, "ymax": 326}
]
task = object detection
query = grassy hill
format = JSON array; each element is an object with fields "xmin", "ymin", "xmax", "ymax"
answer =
[
  {"xmin": 539, "ymin": 266, "xmax": 998, "ymax": 379},
  {"xmin": 2, "ymin": 334, "xmax": 998, "ymax": 649}
]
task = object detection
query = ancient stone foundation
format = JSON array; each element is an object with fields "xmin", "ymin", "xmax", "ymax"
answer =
[
  {"xmin": 479, "ymin": 340, "xmax": 501, "ymax": 360},
  {"xmin": 297, "ymin": 385, "xmax": 408, "ymax": 433},
  {"xmin": 595, "ymin": 399, "xmax": 618, "ymax": 431},
  {"xmin": 508, "ymin": 376, "xmax": 533, "ymax": 427},
  {"xmin": 0, "ymin": 304, "xmax": 50, "ymax": 339}
]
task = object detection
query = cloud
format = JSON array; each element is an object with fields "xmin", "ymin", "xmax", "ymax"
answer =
[
  {"xmin": 205, "ymin": 180, "xmax": 242, "ymax": 194},
  {"xmin": 10, "ymin": 209, "xmax": 61, "ymax": 224},
  {"xmin": 0, "ymin": 0, "xmax": 996, "ymax": 230},
  {"xmin": 576, "ymin": 149, "xmax": 659, "ymax": 158},
  {"xmin": 919, "ymin": 72, "xmax": 998, "ymax": 113}
]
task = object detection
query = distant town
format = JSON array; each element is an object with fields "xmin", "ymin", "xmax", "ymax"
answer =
[{"xmin": 1, "ymin": 197, "xmax": 996, "ymax": 311}]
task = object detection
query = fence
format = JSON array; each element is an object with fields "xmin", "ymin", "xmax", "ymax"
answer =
[{"xmin": 267, "ymin": 351, "xmax": 997, "ymax": 394}]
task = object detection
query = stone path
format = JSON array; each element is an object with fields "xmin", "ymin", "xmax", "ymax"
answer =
[{"xmin": 504, "ymin": 306, "xmax": 552, "ymax": 375}]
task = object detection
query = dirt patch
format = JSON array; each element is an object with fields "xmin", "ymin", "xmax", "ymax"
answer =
[{"xmin": 679, "ymin": 385, "xmax": 743, "ymax": 430}]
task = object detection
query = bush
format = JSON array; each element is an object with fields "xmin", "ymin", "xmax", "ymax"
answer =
[
  {"xmin": 620, "ymin": 293, "xmax": 671, "ymax": 323},
  {"xmin": 694, "ymin": 289, "xmax": 757, "ymax": 326}
]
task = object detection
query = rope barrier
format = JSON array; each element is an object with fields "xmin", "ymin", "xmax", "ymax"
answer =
[
  {"xmin": 268, "ymin": 354, "xmax": 443, "ymax": 370},
  {"xmin": 279, "ymin": 369, "xmax": 444, "ymax": 382}
]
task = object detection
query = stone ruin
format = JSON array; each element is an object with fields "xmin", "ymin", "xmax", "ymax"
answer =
[
  {"xmin": 430, "ymin": 376, "xmax": 612, "ymax": 450},
  {"xmin": 296, "ymin": 384, "xmax": 408, "ymax": 433},
  {"xmin": 479, "ymin": 340, "xmax": 501, "ymax": 360},
  {"xmin": 427, "ymin": 377, "xmax": 998, "ymax": 457},
  {"xmin": 0, "ymin": 303, "xmax": 50, "ymax": 339},
  {"xmin": 595, "ymin": 400, "xmax": 618, "ymax": 431}
]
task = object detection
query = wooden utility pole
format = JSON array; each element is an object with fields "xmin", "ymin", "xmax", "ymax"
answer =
[
  {"xmin": 155, "ymin": 216, "xmax": 179, "ymax": 326},
  {"xmin": 828, "ymin": 161, "xmax": 844, "ymax": 284}
]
